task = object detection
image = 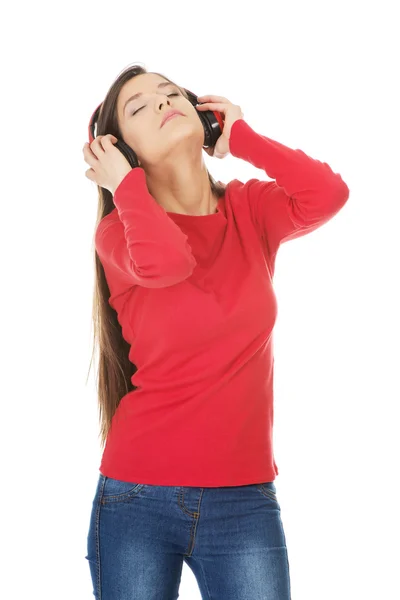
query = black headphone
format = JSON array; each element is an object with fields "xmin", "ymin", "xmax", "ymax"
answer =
[{"xmin": 88, "ymin": 88, "xmax": 225, "ymax": 169}]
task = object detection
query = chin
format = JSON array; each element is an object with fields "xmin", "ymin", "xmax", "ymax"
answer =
[{"xmin": 166, "ymin": 127, "xmax": 203, "ymax": 149}]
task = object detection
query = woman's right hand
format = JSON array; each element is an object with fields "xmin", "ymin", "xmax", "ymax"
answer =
[{"xmin": 83, "ymin": 134, "xmax": 133, "ymax": 195}]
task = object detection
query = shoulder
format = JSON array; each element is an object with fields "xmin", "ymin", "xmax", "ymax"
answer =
[
  {"xmin": 225, "ymin": 177, "xmax": 274, "ymax": 199},
  {"xmin": 95, "ymin": 208, "xmax": 121, "ymax": 250},
  {"xmin": 96, "ymin": 207, "xmax": 119, "ymax": 232}
]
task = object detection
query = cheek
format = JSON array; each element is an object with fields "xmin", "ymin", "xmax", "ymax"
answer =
[
  {"xmin": 192, "ymin": 116, "xmax": 207, "ymax": 145},
  {"xmin": 191, "ymin": 111, "xmax": 205, "ymax": 134},
  {"xmin": 124, "ymin": 125, "xmax": 147, "ymax": 154},
  {"xmin": 126, "ymin": 130, "xmax": 161, "ymax": 164}
]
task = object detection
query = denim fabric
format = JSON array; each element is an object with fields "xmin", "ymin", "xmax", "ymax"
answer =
[{"xmin": 85, "ymin": 473, "xmax": 291, "ymax": 599}]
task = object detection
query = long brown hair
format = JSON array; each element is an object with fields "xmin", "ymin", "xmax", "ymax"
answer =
[{"xmin": 86, "ymin": 63, "xmax": 226, "ymax": 451}]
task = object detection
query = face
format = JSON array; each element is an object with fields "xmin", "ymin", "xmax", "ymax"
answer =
[{"xmin": 116, "ymin": 73, "xmax": 204, "ymax": 168}]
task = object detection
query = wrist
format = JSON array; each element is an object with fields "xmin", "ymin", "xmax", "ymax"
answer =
[{"xmin": 112, "ymin": 169, "xmax": 133, "ymax": 195}]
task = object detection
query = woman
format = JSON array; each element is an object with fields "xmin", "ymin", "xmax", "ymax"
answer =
[{"xmin": 83, "ymin": 63, "xmax": 349, "ymax": 600}]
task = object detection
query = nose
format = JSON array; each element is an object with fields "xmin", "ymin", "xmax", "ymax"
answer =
[{"xmin": 157, "ymin": 97, "xmax": 171, "ymax": 111}]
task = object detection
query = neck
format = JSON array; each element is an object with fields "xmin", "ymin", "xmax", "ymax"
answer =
[{"xmin": 144, "ymin": 155, "xmax": 218, "ymax": 216}]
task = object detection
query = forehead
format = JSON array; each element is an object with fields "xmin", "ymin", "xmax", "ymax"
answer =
[{"xmin": 118, "ymin": 73, "xmax": 171, "ymax": 116}]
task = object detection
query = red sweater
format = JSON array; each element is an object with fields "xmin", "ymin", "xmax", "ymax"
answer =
[{"xmin": 95, "ymin": 119, "xmax": 349, "ymax": 487}]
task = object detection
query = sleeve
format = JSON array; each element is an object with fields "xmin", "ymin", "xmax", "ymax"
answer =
[
  {"xmin": 95, "ymin": 167, "xmax": 197, "ymax": 294},
  {"xmin": 228, "ymin": 119, "xmax": 350, "ymax": 258}
]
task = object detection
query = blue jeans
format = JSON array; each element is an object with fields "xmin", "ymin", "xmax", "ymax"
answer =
[{"xmin": 85, "ymin": 473, "xmax": 291, "ymax": 599}]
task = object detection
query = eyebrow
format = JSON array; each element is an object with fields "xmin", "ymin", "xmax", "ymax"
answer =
[{"xmin": 123, "ymin": 82, "xmax": 176, "ymax": 115}]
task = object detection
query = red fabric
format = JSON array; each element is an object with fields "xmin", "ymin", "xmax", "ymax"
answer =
[{"xmin": 95, "ymin": 118, "xmax": 349, "ymax": 487}]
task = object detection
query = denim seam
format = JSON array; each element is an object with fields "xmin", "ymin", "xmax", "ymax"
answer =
[
  {"xmin": 95, "ymin": 476, "xmax": 107, "ymax": 600},
  {"xmin": 257, "ymin": 484, "xmax": 278, "ymax": 502},
  {"xmin": 178, "ymin": 486, "xmax": 201, "ymax": 518},
  {"xmin": 186, "ymin": 513, "xmax": 200, "ymax": 557},
  {"xmin": 100, "ymin": 483, "xmax": 145, "ymax": 504},
  {"xmin": 179, "ymin": 487, "xmax": 204, "ymax": 556}
]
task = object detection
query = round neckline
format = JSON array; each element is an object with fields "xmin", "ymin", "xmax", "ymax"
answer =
[{"xmin": 166, "ymin": 193, "xmax": 224, "ymax": 219}]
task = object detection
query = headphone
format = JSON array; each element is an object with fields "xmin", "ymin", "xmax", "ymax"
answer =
[{"xmin": 88, "ymin": 88, "xmax": 225, "ymax": 169}]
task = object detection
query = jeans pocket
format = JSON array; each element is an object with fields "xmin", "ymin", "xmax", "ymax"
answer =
[
  {"xmin": 256, "ymin": 481, "xmax": 279, "ymax": 503},
  {"xmin": 100, "ymin": 474, "xmax": 145, "ymax": 503}
]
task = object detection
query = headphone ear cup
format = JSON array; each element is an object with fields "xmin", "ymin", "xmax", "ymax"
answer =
[
  {"xmin": 184, "ymin": 89, "xmax": 223, "ymax": 148},
  {"xmin": 197, "ymin": 111, "xmax": 215, "ymax": 148}
]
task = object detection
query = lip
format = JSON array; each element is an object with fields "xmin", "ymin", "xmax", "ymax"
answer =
[{"xmin": 160, "ymin": 109, "xmax": 185, "ymax": 127}]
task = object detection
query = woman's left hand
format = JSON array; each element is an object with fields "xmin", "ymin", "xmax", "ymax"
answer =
[{"xmin": 196, "ymin": 95, "xmax": 244, "ymax": 159}]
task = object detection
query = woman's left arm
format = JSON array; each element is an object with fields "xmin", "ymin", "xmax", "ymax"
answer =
[{"xmin": 197, "ymin": 95, "xmax": 350, "ymax": 257}]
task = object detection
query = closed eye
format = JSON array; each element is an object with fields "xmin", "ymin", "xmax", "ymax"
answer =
[{"xmin": 131, "ymin": 93, "xmax": 180, "ymax": 116}]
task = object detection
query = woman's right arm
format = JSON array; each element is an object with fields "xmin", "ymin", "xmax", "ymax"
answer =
[{"xmin": 95, "ymin": 168, "xmax": 197, "ymax": 293}]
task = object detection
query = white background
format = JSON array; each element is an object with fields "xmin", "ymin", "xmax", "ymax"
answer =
[{"xmin": 2, "ymin": 0, "xmax": 399, "ymax": 598}]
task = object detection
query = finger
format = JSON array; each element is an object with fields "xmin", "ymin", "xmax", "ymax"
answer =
[
  {"xmin": 214, "ymin": 151, "xmax": 229, "ymax": 159},
  {"xmin": 196, "ymin": 102, "xmax": 227, "ymax": 111},
  {"xmin": 90, "ymin": 133, "xmax": 117, "ymax": 157},
  {"xmin": 83, "ymin": 143, "xmax": 98, "ymax": 166},
  {"xmin": 102, "ymin": 134, "xmax": 118, "ymax": 145},
  {"xmin": 93, "ymin": 134, "xmax": 118, "ymax": 155},
  {"xmin": 83, "ymin": 141, "xmax": 97, "ymax": 156},
  {"xmin": 90, "ymin": 135, "xmax": 107, "ymax": 156},
  {"xmin": 85, "ymin": 168, "xmax": 96, "ymax": 181}
]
